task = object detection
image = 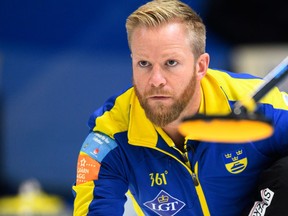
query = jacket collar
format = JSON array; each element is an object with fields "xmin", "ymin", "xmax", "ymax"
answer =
[{"xmin": 128, "ymin": 69, "xmax": 232, "ymax": 148}]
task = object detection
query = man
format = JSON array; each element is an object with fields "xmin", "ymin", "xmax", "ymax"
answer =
[{"xmin": 72, "ymin": 0, "xmax": 288, "ymax": 215}]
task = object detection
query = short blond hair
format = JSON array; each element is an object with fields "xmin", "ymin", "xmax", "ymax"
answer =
[{"xmin": 126, "ymin": 0, "xmax": 206, "ymax": 58}]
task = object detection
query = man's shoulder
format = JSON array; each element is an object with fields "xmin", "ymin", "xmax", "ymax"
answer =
[
  {"xmin": 207, "ymin": 68, "xmax": 261, "ymax": 81},
  {"xmin": 206, "ymin": 68, "xmax": 263, "ymax": 90},
  {"xmin": 88, "ymin": 86, "xmax": 136, "ymax": 135},
  {"xmin": 204, "ymin": 68, "xmax": 263, "ymax": 101}
]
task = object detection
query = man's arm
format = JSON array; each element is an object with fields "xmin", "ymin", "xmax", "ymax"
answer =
[{"xmin": 72, "ymin": 132, "xmax": 128, "ymax": 215}]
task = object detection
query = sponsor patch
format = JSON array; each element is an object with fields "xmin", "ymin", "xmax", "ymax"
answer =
[
  {"xmin": 76, "ymin": 153, "xmax": 101, "ymax": 185},
  {"xmin": 222, "ymin": 149, "xmax": 247, "ymax": 174},
  {"xmin": 144, "ymin": 190, "xmax": 185, "ymax": 216},
  {"xmin": 80, "ymin": 132, "xmax": 118, "ymax": 162},
  {"xmin": 249, "ymin": 188, "xmax": 274, "ymax": 216}
]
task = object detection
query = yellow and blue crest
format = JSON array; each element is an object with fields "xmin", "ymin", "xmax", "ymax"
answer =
[{"xmin": 222, "ymin": 149, "xmax": 248, "ymax": 174}]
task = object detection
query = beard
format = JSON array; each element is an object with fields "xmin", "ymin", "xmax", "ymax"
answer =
[{"xmin": 134, "ymin": 73, "xmax": 197, "ymax": 127}]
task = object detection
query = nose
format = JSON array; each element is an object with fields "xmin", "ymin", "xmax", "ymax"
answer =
[{"xmin": 149, "ymin": 65, "xmax": 166, "ymax": 87}]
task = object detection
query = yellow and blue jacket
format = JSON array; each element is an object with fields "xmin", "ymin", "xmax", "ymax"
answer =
[{"xmin": 72, "ymin": 68, "xmax": 288, "ymax": 216}]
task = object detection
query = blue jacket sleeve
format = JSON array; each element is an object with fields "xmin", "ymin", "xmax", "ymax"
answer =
[{"xmin": 72, "ymin": 132, "xmax": 128, "ymax": 216}]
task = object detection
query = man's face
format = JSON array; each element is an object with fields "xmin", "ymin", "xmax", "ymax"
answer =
[{"xmin": 131, "ymin": 22, "xmax": 201, "ymax": 127}]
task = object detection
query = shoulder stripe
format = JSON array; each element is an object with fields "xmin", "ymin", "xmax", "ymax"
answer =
[{"xmin": 80, "ymin": 132, "xmax": 118, "ymax": 162}]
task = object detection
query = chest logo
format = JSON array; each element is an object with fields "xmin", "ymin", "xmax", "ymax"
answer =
[
  {"xmin": 144, "ymin": 190, "xmax": 185, "ymax": 216},
  {"xmin": 222, "ymin": 149, "xmax": 248, "ymax": 174}
]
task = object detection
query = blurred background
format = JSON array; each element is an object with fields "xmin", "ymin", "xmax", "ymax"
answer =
[{"xmin": 0, "ymin": 0, "xmax": 287, "ymax": 215}]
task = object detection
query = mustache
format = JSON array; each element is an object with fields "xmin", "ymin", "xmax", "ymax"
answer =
[{"xmin": 144, "ymin": 88, "xmax": 172, "ymax": 97}]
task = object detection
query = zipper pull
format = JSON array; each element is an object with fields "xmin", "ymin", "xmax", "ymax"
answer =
[
  {"xmin": 182, "ymin": 152, "xmax": 189, "ymax": 163},
  {"xmin": 192, "ymin": 173, "xmax": 199, "ymax": 186}
]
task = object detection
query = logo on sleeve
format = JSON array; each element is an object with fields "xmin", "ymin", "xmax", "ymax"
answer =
[
  {"xmin": 76, "ymin": 154, "xmax": 101, "ymax": 185},
  {"xmin": 81, "ymin": 132, "xmax": 117, "ymax": 162},
  {"xmin": 144, "ymin": 190, "xmax": 185, "ymax": 216},
  {"xmin": 222, "ymin": 149, "xmax": 247, "ymax": 174}
]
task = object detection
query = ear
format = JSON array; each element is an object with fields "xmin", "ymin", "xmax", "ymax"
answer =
[{"xmin": 195, "ymin": 53, "xmax": 210, "ymax": 81}]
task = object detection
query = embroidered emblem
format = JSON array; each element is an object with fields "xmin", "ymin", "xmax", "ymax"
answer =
[
  {"xmin": 222, "ymin": 149, "xmax": 247, "ymax": 174},
  {"xmin": 144, "ymin": 190, "xmax": 185, "ymax": 216}
]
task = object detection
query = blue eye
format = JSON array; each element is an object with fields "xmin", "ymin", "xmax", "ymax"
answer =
[
  {"xmin": 166, "ymin": 60, "xmax": 178, "ymax": 67},
  {"xmin": 138, "ymin": 61, "xmax": 150, "ymax": 67}
]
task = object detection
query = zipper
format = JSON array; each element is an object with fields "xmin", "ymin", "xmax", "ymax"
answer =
[
  {"xmin": 191, "ymin": 172, "xmax": 199, "ymax": 186},
  {"xmin": 185, "ymin": 144, "xmax": 199, "ymax": 186},
  {"xmin": 151, "ymin": 127, "xmax": 210, "ymax": 214},
  {"xmin": 154, "ymin": 142, "xmax": 210, "ymax": 215},
  {"xmin": 176, "ymin": 143, "xmax": 199, "ymax": 186}
]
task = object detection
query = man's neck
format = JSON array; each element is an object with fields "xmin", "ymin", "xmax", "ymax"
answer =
[
  {"xmin": 162, "ymin": 123, "xmax": 185, "ymax": 151},
  {"xmin": 163, "ymin": 89, "xmax": 202, "ymax": 150}
]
